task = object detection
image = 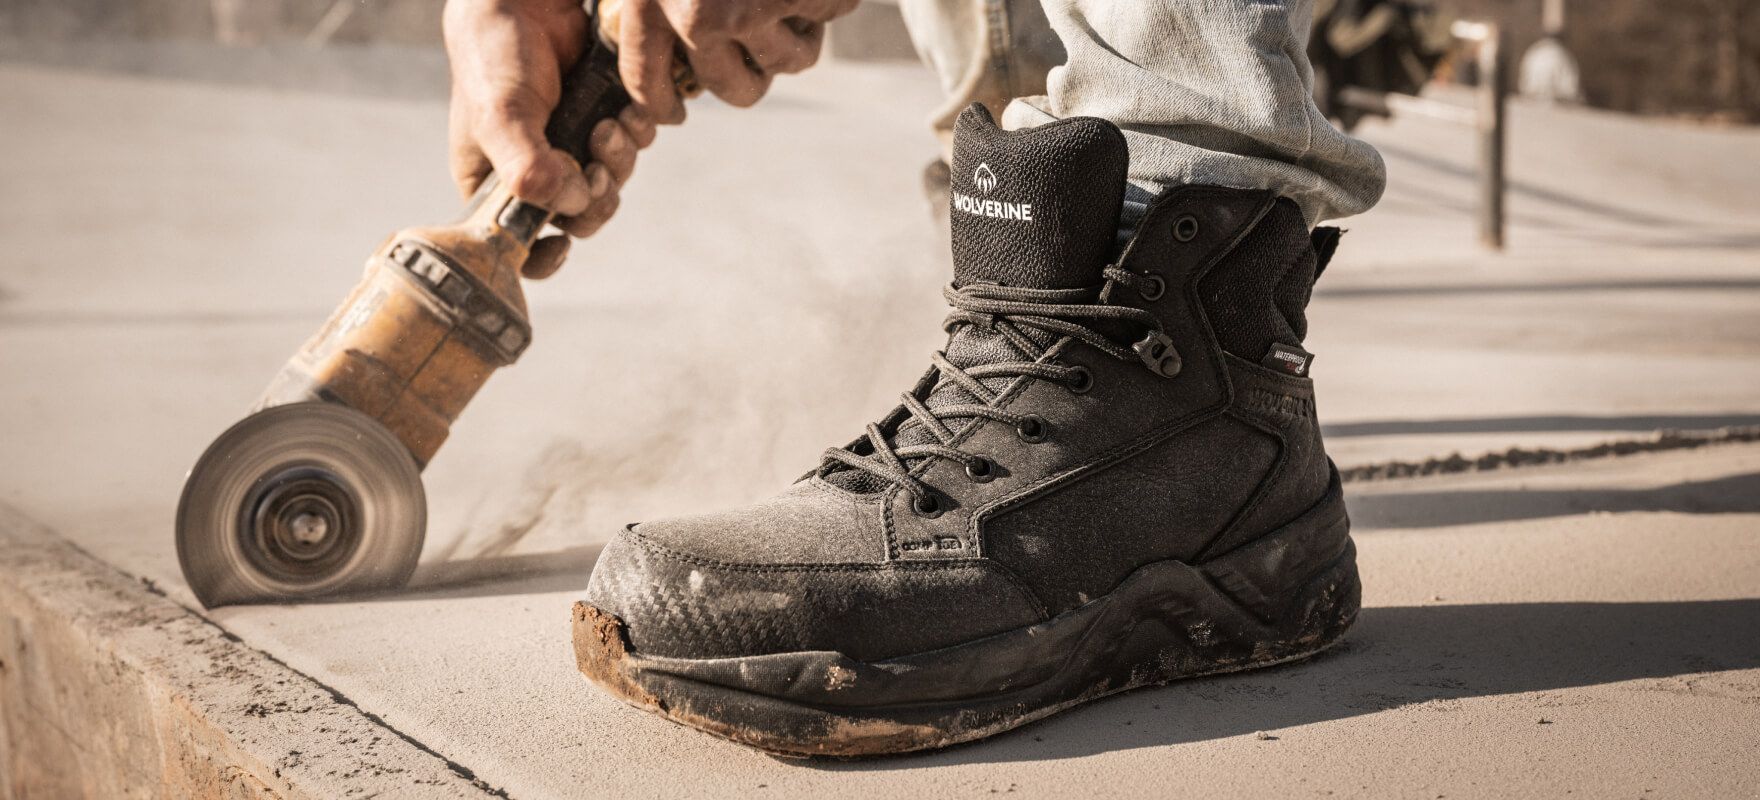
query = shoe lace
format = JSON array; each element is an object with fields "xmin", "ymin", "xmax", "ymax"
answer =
[{"xmin": 821, "ymin": 266, "xmax": 1169, "ymax": 509}]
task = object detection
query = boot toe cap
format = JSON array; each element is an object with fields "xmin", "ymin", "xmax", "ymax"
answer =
[{"xmin": 584, "ymin": 524, "xmax": 1046, "ymax": 662}]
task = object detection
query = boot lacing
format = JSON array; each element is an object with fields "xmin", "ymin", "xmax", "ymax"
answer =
[{"xmin": 822, "ymin": 267, "xmax": 1167, "ymax": 513}]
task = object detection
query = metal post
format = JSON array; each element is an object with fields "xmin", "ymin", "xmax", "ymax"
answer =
[
  {"xmin": 1474, "ymin": 24, "xmax": 1508, "ymax": 250},
  {"xmin": 1716, "ymin": 0, "xmax": 1743, "ymax": 117},
  {"xmin": 1341, "ymin": 19, "xmax": 1510, "ymax": 252}
]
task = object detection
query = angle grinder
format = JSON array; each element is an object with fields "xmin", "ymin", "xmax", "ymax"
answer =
[{"xmin": 176, "ymin": 0, "xmax": 694, "ymax": 608}]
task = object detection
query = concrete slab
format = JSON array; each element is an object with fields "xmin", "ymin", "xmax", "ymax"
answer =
[
  {"xmin": 2, "ymin": 48, "xmax": 1759, "ymax": 797},
  {"xmin": 11, "ymin": 440, "xmax": 1757, "ymax": 798},
  {"xmin": 212, "ymin": 441, "xmax": 1760, "ymax": 799}
]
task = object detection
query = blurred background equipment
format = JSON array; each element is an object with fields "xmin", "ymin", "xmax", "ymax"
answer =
[
  {"xmin": 1308, "ymin": 1, "xmax": 1509, "ymax": 249},
  {"xmin": 1308, "ymin": 0, "xmax": 1458, "ymax": 132},
  {"xmin": 1517, "ymin": 0, "xmax": 1583, "ymax": 104},
  {"xmin": 1445, "ymin": 0, "xmax": 1755, "ymax": 121}
]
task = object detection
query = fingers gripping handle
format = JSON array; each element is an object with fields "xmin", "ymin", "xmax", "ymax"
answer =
[
  {"xmin": 493, "ymin": 1, "xmax": 632, "ymax": 244},
  {"xmin": 548, "ymin": 3, "xmax": 634, "ymax": 164},
  {"xmin": 485, "ymin": 0, "xmax": 699, "ymax": 245}
]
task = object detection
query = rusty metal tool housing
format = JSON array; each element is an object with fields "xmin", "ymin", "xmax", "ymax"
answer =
[{"xmin": 177, "ymin": 0, "xmax": 663, "ymax": 607}]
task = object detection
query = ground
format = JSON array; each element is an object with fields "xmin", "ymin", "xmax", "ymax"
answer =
[{"xmin": 1, "ymin": 44, "xmax": 1758, "ymax": 798}]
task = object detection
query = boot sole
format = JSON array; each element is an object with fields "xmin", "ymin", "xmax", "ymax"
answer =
[{"xmin": 573, "ymin": 490, "xmax": 1359, "ymax": 758}]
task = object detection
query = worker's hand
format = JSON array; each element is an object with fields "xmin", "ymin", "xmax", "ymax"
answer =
[
  {"xmin": 617, "ymin": 0, "xmax": 856, "ymax": 124},
  {"xmin": 444, "ymin": 0, "xmax": 658, "ymax": 278}
]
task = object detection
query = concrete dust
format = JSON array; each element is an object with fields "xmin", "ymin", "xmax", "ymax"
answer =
[
  {"xmin": 433, "ymin": 191, "xmax": 954, "ymax": 561},
  {"xmin": 436, "ymin": 438, "xmax": 678, "ymax": 562}
]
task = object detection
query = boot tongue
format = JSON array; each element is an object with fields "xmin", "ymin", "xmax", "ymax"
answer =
[
  {"xmin": 823, "ymin": 108, "xmax": 1128, "ymax": 493},
  {"xmin": 949, "ymin": 104, "xmax": 1129, "ymax": 290}
]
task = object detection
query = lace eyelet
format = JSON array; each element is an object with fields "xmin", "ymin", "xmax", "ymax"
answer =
[
  {"xmin": 1173, "ymin": 214, "xmax": 1200, "ymax": 243},
  {"xmin": 1066, "ymin": 366, "xmax": 1094, "ymax": 394},
  {"xmin": 1139, "ymin": 273, "xmax": 1166, "ymax": 301},
  {"xmin": 965, "ymin": 457, "xmax": 995, "ymax": 483},
  {"xmin": 1015, "ymin": 415, "xmax": 1049, "ymax": 443},
  {"xmin": 911, "ymin": 493, "xmax": 944, "ymax": 518}
]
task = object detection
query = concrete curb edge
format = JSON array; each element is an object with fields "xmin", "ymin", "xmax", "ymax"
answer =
[{"xmin": 0, "ymin": 503, "xmax": 502, "ymax": 799}]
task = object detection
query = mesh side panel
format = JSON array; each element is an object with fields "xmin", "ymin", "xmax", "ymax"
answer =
[{"xmin": 1196, "ymin": 199, "xmax": 1315, "ymax": 361}]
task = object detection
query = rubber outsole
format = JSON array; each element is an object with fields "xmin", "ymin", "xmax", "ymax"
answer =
[{"xmin": 574, "ymin": 496, "xmax": 1359, "ymax": 758}]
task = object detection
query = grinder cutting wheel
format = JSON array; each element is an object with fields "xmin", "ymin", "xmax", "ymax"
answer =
[
  {"xmin": 176, "ymin": 0, "xmax": 695, "ymax": 608},
  {"xmin": 177, "ymin": 403, "xmax": 428, "ymax": 607}
]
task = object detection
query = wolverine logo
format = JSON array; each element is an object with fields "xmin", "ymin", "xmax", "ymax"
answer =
[
  {"xmin": 956, "ymin": 163, "xmax": 1031, "ymax": 220},
  {"xmin": 952, "ymin": 192, "xmax": 1033, "ymax": 221},
  {"xmin": 973, "ymin": 163, "xmax": 998, "ymax": 194}
]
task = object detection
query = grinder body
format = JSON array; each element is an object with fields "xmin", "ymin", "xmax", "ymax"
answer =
[
  {"xmin": 260, "ymin": 178, "xmax": 545, "ymax": 467},
  {"xmin": 177, "ymin": 1, "xmax": 655, "ymax": 608},
  {"xmin": 261, "ymin": 21, "xmax": 635, "ymax": 464}
]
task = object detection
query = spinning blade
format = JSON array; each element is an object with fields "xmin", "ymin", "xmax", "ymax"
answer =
[{"xmin": 175, "ymin": 402, "xmax": 425, "ymax": 608}]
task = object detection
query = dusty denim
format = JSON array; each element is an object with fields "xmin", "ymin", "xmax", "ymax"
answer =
[{"xmin": 897, "ymin": 0, "xmax": 1386, "ymax": 225}]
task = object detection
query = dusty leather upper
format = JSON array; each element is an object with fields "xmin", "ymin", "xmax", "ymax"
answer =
[
  {"xmin": 585, "ymin": 108, "xmax": 1335, "ymax": 662},
  {"xmin": 585, "ymin": 189, "xmax": 1337, "ymax": 661}
]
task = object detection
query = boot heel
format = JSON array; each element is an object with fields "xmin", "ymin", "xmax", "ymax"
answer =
[
  {"xmin": 1181, "ymin": 474, "xmax": 1360, "ymax": 671},
  {"xmin": 1260, "ymin": 539, "xmax": 1361, "ymax": 665},
  {"xmin": 1139, "ymin": 537, "xmax": 1359, "ymax": 685}
]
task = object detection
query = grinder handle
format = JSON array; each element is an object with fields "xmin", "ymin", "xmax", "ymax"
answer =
[
  {"xmin": 484, "ymin": 0, "xmax": 695, "ymax": 245},
  {"xmin": 543, "ymin": 14, "xmax": 632, "ymax": 170}
]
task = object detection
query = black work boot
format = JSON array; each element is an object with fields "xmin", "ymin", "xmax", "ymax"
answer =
[{"xmin": 575, "ymin": 105, "xmax": 1360, "ymax": 757}]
